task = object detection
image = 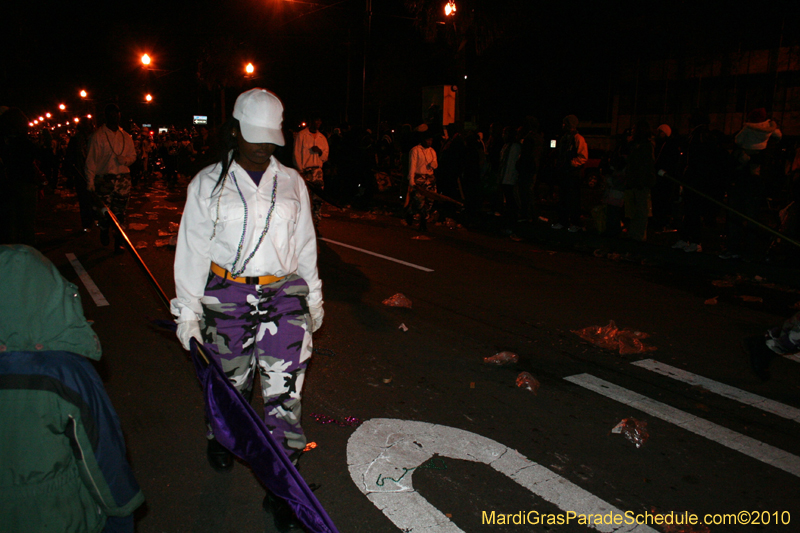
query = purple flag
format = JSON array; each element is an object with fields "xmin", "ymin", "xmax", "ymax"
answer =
[{"xmin": 190, "ymin": 340, "xmax": 339, "ymax": 533}]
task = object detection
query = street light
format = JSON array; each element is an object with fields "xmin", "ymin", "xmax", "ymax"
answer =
[
  {"xmin": 445, "ymin": 0, "xmax": 456, "ymax": 16},
  {"xmin": 141, "ymin": 53, "xmax": 151, "ymax": 66},
  {"xmin": 59, "ymin": 104, "xmax": 66, "ymax": 111},
  {"xmin": 79, "ymin": 90, "xmax": 87, "ymax": 98},
  {"xmin": 38, "ymin": 116, "xmax": 44, "ymax": 121},
  {"xmin": 145, "ymin": 93, "xmax": 153, "ymax": 103},
  {"xmin": 74, "ymin": 118, "xmax": 80, "ymax": 123},
  {"xmin": 45, "ymin": 112, "xmax": 51, "ymax": 118},
  {"xmin": 245, "ymin": 62, "xmax": 254, "ymax": 75}
]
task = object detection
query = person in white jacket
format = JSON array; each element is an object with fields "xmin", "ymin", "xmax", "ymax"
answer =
[
  {"xmin": 170, "ymin": 90, "xmax": 323, "ymax": 521},
  {"xmin": 85, "ymin": 104, "xmax": 137, "ymax": 251},
  {"xmin": 293, "ymin": 117, "xmax": 328, "ymax": 225},
  {"xmin": 405, "ymin": 127, "xmax": 438, "ymax": 231},
  {"xmin": 723, "ymin": 108, "xmax": 783, "ymax": 260}
]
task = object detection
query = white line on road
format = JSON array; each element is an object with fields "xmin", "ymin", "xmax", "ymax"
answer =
[
  {"xmin": 564, "ymin": 373, "xmax": 800, "ymax": 478},
  {"xmin": 632, "ymin": 359, "xmax": 800, "ymax": 423},
  {"xmin": 348, "ymin": 418, "xmax": 656, "ymax": 532},
  {"xmin": 66, "ymin": 253, "xmax": 109, "ymax": 307},
  {"xmin": 320, "ymin": 238, "xmax": 434, "ymax": 272}
]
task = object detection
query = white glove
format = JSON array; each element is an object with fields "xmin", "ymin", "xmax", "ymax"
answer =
[
  {"xmin": 177, "ymin": 320, "xmax": 203, "ymax": 351},
  {"xmin": 309, "ymin": 303, "xmax": 324, "ymax": 333}
]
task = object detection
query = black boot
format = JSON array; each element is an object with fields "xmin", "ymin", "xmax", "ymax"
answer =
[
  {"xmin": 263, "ymin": 492, "xmax": 302, "ymax": 532},
  {"xmin": 743, "ymin": 335, "xmax": 777, "ymax": 381},
  {"xmin": 206, "ymin": 438, "xmax": 234, "ymax": 471}
]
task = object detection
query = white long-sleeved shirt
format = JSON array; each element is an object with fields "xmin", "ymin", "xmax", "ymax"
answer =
[
  {"xmin": 171, "ymin": 156, "xmax": 322, "ymax": 324},
  {"xmin": 293, "ymin": 128, "xmax": 329, "ymax": 171},
  {"xmin": 407, "ymin": 144, "xmax": 438, "ymax": 185},
  {"xmin": 85, "ymin": 125, "xmax": 137, "ymax": 189}
]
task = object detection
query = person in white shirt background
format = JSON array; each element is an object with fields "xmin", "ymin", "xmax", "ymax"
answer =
[
  {"xmin": 293, "ymin": 116, "xmax": 329, "ymax": 226},
  {"xmin": 171, "ymin": 88, "xmax": 323, "ymax": 532},
  {"xmin": 404, "ymin": 127, "xmax": 438, "ymax": 232},
  {"xmin": 85, "ymin": 103, "xmax": 137, "ymax": 252}
]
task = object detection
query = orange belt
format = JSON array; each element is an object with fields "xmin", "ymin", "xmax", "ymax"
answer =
[{"xmin": 210, "ymin": 262, "xmax": 285, "ymax": 285}]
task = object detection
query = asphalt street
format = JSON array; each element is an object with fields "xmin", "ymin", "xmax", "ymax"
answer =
[{"xmin": 32, "ymin": 179, "xmax": 800, "ymax": 533}]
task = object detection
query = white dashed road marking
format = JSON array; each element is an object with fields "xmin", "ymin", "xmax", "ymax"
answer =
[
  {"xmin": 320, "ymin": 238, "xmax": 434, "ymax": 272},
  {"xmin": 66, "ymin": 253, "xmax": 109, "ymax": 307},
  {"xmin": 632, "ymin": 358, "xmax": 800, "ymax": 423},
  {"xmin": 564, "ymin": 373, "xmax": 800, "ymax": 478}
]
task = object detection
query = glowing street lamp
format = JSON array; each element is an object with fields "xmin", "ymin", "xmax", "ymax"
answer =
[
  {"xmin": 245, "ymin": 62, "xmax": 255, "ymax": 75},
  {"xmin": 445, "ymin": 0, "xmax": 456, "ymax": 16},
  {"xmin": 80, "ymin": 90, "xmax": 87, "ymax": 98},
  {"xmin": 74, "ymin": 117, "xmax": 80, "ymax": 123},
  {"xmin": 141, "ymin": 53, "xmax": 151, "ymax": 66},
  {"xmin": 145, "ymin": 93, "xmax": 153, "ymax": 103},
  {"xmin": 87, "ymin": 114, "xmax": 92, "ymax": 119},
  {"xmin": 59, "ymin": 104, "xmax": 66, "ymax": 111},
  {"xmin": 33, "ymin": 120, "xmax": 39, "ymax": 125},
  {"xmin": 38, "ymin": 116, "xmax": 44, "ymax": 121},
  {"xmin": 45, "ymin": 112, "xmax": 51, "ymax": 118},
  {"xmin": 29, "ymin": 122, "xmax": 34, "ymax": 127}
]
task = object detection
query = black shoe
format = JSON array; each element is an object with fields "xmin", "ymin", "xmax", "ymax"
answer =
[
  {"xmin": 263, "ymin": 492, "xmax": 302, "ymax": 532},
  {"xmin": 743, "ymin": 335, "xmax": 777, "ymax": 381},
  {"xmin": 113, "ymin": 235, "xmax": 125, "ymax": 255},
  {"xmin": 206, "ymin": 438, "xmax": 234, "ymax": 471},
  {"xmin": 100, "ymin": 227, "xmax": 110, "ymax": 247}
]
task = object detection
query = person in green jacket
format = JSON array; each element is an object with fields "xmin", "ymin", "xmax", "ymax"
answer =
[{"xmin": 0, "ymin": 245, "xmax": 144, "ymax": 532}]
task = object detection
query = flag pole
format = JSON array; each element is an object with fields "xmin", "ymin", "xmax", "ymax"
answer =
[{"xmin": 97, "ymin": 197, "xmax": 210, "ymax": 364}]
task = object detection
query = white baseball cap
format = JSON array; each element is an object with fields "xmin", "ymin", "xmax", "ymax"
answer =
[{"xmin": 232, "ymin": 88, "xmax": 285, "ymax": 146}]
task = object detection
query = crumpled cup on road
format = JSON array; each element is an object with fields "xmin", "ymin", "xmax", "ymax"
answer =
[
  {"xmin": 383, "ymin": 293, "xmax": 412, "ymax": 308},
  {"xmin": 573, "ymin": 320, "xmax": 656, "ymax": 355},
  {"xmin": 516, "ymin": 372, "xmax": 540, "ymax": 394},
  {"xmin": 483, "ymin": 351, "xmax": 519, "ymax": 365},
  {"xmin": 612, "ymin": 418, "xmax": 649, "ymax": 448}
]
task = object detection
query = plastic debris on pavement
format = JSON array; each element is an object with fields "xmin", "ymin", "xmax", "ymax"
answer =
[
  {"xmin": 516, "ymin": 372, "xmax": 540, "ymax": 394},
  {"xmin": 158, "ymin": 229, "xmax": 172, "ymax": 237},
  {"xmin": 134, "ymin": 241, "xmax": 148, "ymax": 249},
  {"xmin": 704, "ymin": 296, "xmax": 718, "ymax": 305},
  {"xmin": 573, "ymin": 320, "xmax": 656, "ymax": 355},
  {"xmin": 383, "ymin": 293, "xmax": 412, "ymax": 308},
  {"xmin": 398, "ymin": 323, "xmax": 409, "ymax": 332},
  {"xmin": 737, "ymin": 295, "xmax": 763, "ymax": 303},
  {"xmin": 612, "ymin": 418, "xmax": 649, "ymax": 448},
  {"xmin": 169, "ymin": 221, "xmax": 180, "ymax": 233},
  {"xmin": 483, "ymin": 351, "xmax": 519, "ymax": 365},
  {"xmin": 303, "ymin": 442, "xmax": 317, "ymax": 452},
  {"xmin": 128, "ymin": 223, "xmax": 149, "ymax": 231}
]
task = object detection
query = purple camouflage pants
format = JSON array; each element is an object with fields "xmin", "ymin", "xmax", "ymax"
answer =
[{"xmin": 200, "ymin": 272, "xmax": 313, "ymax": 460}]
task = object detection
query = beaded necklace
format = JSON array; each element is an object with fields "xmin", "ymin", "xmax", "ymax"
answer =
[{"xmin": 210, "ymin": 170, "xmax": 279, "ymax": 278}]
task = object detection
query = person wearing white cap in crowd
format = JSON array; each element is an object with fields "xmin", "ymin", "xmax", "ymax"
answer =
[{"xmin": 171, "ymin": 88, "xmax": 322, "ymax": 531}]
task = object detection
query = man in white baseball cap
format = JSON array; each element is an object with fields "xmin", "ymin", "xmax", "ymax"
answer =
[{"xmin": 232, "ymin": 88, "xmax": 286, "ymax": 146}]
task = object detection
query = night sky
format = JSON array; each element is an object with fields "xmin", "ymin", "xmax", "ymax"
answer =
[{"xmin": 4, "ymin": 1, "xmax": 797, "ymax": 133}]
